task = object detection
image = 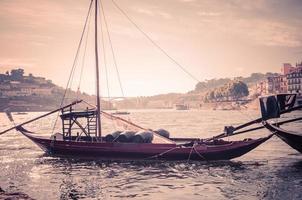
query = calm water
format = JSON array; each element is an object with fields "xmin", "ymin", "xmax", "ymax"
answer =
[{"xmin": 0, "ymin": 109, "xmax": 301, "ymax": 200}]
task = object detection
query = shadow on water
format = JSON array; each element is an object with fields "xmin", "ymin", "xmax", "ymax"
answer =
[
  {"xmin": 262, "ymin": 160, "xmax": 302, "ymax": 200},
  {"xmin": 262, "ymin": 161, "xmax": 302, "ymax": 200},
  {"xmin": 31, "ymin": 154, "xmax": 271, "ymax": 199},
  {"xmin": 35, "ymin": 154, "xmax": 267, "ymax": 173}
]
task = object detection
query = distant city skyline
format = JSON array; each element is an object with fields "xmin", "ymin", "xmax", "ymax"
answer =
[{"xmin": 1, "ymin": 0, "xmax": 302, "ymax": 96}]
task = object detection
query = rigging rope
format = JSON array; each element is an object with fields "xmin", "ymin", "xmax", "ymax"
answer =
[
  {"xmin": 109, "ymin": 0, "xmax": 252, "ymax": 123},
  {"xmin": 51, "ymin": 0, "xmax": 93, "ymax": 134},
  {"xmin": 98, "ymin": 1, "xmax": 119, "ymax": 130},
  {"xmin": 110, "ymin": 0, "xmax": 201, "ymax": 84},
  {"xmin": 97, "ymin": 1, "xmax": 111, "ymax": 101},
  {"xmin": 77, "ymin": 5, "xmax": 93, "ymax": 98},
  {"xmin": 97, "ymin": 1, "xmax": 117, "ymax": 131},
  {"xmin": 100, "ymin": 0, "xmax": 125, "ymax": 97}
]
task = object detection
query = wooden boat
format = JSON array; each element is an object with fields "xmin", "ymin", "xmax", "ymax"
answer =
[
  {"xmin": 263, "ymin": 122, "xmax": 302, "ymax": 153},
  {"xmin": 0, "ymin": 99, "xmax": 272, "ymax": 161},
  {"xmin": 0, "ymin": 0, "xmax": 274, "ymax": 161},
  {"xmin": 15, "ymin": 125, "xmax": 272, "ymax": 161},
  {"xmin": 259, "ymin": 93, "xmax": 302, "ymax": 153}
]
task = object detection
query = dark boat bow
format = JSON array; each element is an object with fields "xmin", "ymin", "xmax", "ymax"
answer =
[{"xmin": 263, "ymin": 121, "xmax": 302, "ymax": 153}]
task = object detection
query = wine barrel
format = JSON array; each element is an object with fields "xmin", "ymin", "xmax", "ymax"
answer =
[
  {"xmin": 116, "ymin": 131, "xmax": 136, "ymax": 143},
  {"xmin": 104, "ymin": 131, "xmax": 121, "ymax": 142},
  {"xmin": 154, "ymin": 129, "xmax": 170, "ymax": 138},
  {"xmin": 133, "ymin": 131, "xmax": 154, "ymax": 143}
]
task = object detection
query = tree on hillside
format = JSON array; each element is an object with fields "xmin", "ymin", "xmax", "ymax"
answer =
[
  {"xmin": 193, "ymin": 72, "xmax": 277, "ymax": 94},
  {"xmin": 195, "ymin": 78, "xmax": 231, "ymax": 92},
  {"xmin": 228, "ymin": 81, "xmax": 249, "ymax": 99},
  {"xmin": 204, "ymin": 80, "xmax": 249, "ymax": 102},
  {"xmin": 10, "ymin": 68, "xmax": 24, "ymax": 81}
]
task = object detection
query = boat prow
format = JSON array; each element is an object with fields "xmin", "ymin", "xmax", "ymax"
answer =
[
  {"xmin": 263, "ymin": 122, "xmax": 302, "ymax": 153},
  {"xmin": 259, "ymin": 94, "xmax": 302, "ymax": 153}
]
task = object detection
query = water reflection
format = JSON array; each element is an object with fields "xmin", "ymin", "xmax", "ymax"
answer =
[
  {"xmin": 1, "ymin": 110, "xmax": 301, "ymax": 199},
  {"xmin": 31, "ymin": 157, "xmax": 273, "ymax": 199},
  {"xmin": 263, "ymin": 161, "xmax": 302, "ymax": 200}
]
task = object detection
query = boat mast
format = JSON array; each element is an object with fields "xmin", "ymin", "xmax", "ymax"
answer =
[{"xmin": 95, "ymin": 0, "xmax": 102, "ymax": 140}]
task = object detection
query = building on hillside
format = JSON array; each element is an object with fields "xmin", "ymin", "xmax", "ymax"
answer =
[
  {"xmin": 267, "ymin": 75, "xmax": 287, "ymax": 94},
  {"xmin": 0, "ymin": 74, "xmax": 8, "ymax": 82},
  {"xmin": 34, "ymin": 77, "xmax": 49, "ymax": 84},
  {"xmin": 285, "ymin": 62, "xmax": 302, "ymax": 106},
  {"xmin": 10, "ymin": 81, "xmax": 21, "ymax": 88},
  {"xmin": 282, "ymin": 62, "xmax": 302, "ymax": 75},
  {"xmin": 287, "ymin": 69, "xmax": 302, "ymax": 94},
  {"xmin": 0, "ymin": 84, "xmax": 11, "ymax": 90},
  {"xmin": 31, "ymin": 87, "xmax": 53, "ymax": 96},
  {"xmin": 1, "ymin": 89, "xmax": 28, "ymax": 97},
  {"xmin": 255, "ymin": 81, "xmax": 268, "ymax": 95},
  {"xmin": 265, "ymin": 61, "xmax": 302, "ymax": 94},
  {"xmin": 282, "ymin": 63, "xmax": 296, "ymax": 75},
  {"xmin": 280, "ymin": 75, "xmax": 288, "ymax": 93}
]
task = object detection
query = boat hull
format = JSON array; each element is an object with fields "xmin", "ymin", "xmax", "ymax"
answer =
[
  {"xmin": 263, "ymin": 122, "xmax": 302, "ymax": 153},
  {"xmin": 20, "ymin": 131, "xmax": 272, "ymax": 161}
]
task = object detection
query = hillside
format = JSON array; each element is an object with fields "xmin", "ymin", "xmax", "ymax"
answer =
[
  {"xmin": 0, "ymin": 68, "xmax": 112, "ymax": 111},
  {"xmin": 114, "ymin": 72, "xmax": 276, "ymax": 109},
  {"xmin": 193, "ymin": 72, "xmax": 278, "ymax": 93},
  {"xmin": 0, "ymin": 68, "xmax": 276, "ymax": 111}
]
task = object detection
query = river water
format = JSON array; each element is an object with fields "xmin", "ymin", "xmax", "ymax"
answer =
[{"xmin": 0, "ymin": 109, "xmax": 301, "ymax": 199}]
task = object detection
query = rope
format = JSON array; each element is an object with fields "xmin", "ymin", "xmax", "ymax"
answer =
[
  {"xmin": 97, "ymin": 1, "xmax": 111, "ymax": 104},
  {"xmin": 51, "ymin": 0, "xmax": 94, "ymax": 134},
  {"xmin": 187, "ymin": 142, "xmax": 206, "ymax": 162},
  {"xmin": 187, "ymin": 144, "xmax": 194, "ymax": 162},
  {"xmin": 97, "ymin": 1, "xmax": 118, "ymax": 130},
  {"xmin": 81, "ymin": 99, "xmax": 175, "ymax": 143},
  {"xmin": 145, "ymin": 145, "xmax": 179, "ymax": 160},
  {"xmin": 110, "ymin": 0, "xmax": 201, "ymax": 84},
  {"xmin": 77, "ymin": 5, "xmax": 93, "ymax": 99},
  {"xmin": 143, "ymin": 142, "xmax": 206, "ymax": 161},
  {"xmin": 100, "ymin": 0, "xmax": 125, "ymax": 97},
  {"xmin": 109, "ymin": 0, "xmax": 255, "ymax": 131},
  {"xmin": 193, "ymin": 145, "xmax": 206, "ymax": 160}
]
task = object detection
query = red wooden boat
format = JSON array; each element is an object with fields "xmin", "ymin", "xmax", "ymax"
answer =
[
  {"xmin": 16, "ymin": 125, "xmax": 272, "ymax": 161},
  {"xmin": 0, "ymin": 0, "xmax": 274, "ymax": 161},
  {"xmin": 0, "ymin": 98, "xmax": 273, "ymax": 161}
]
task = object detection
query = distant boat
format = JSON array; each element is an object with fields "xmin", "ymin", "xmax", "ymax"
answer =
[
  {"xmin": 15, "ymin": 112, "xmax": 28, "ymax": 115},
  {"xmin": 175, "ymin": 104, "xmax": 189, "ymax": 110},
  {"xmin": 111, "ymin": 111, "xmax": 130, "ymax": 115}
]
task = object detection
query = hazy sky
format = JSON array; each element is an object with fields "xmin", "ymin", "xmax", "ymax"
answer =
[{"xmin": 1, "ymin": 0, "xmax": 302, "ymax": 96}]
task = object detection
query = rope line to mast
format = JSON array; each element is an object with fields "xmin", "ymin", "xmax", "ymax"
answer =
[
  {"xmin": 100, "ymin": 0, "xmax": 125, "ymax": 97},
  {"xmin": 97, "ymin": 1, "xmax": 110, "ymax": 101},
  {"xmin": 51, "ymin": 0, "xmax": 94, "ymax": 134},
  {"xmin": 77, "ymin": 5, "xmax": 93, "ymax": 98},
  {"xmin": 109, "ymin": 0, "xmax": 253, "ymax": 124},
  {"xmin": 97, "ymin": 1, "xmax": 117, "ymax": 130},
  {"xmin": 144, "ymin": 146, "xmax": 179, "ymax": 160},
  {"xmin": 110, "ymin": 0, "xmax": 201, "ymax": 83}
]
